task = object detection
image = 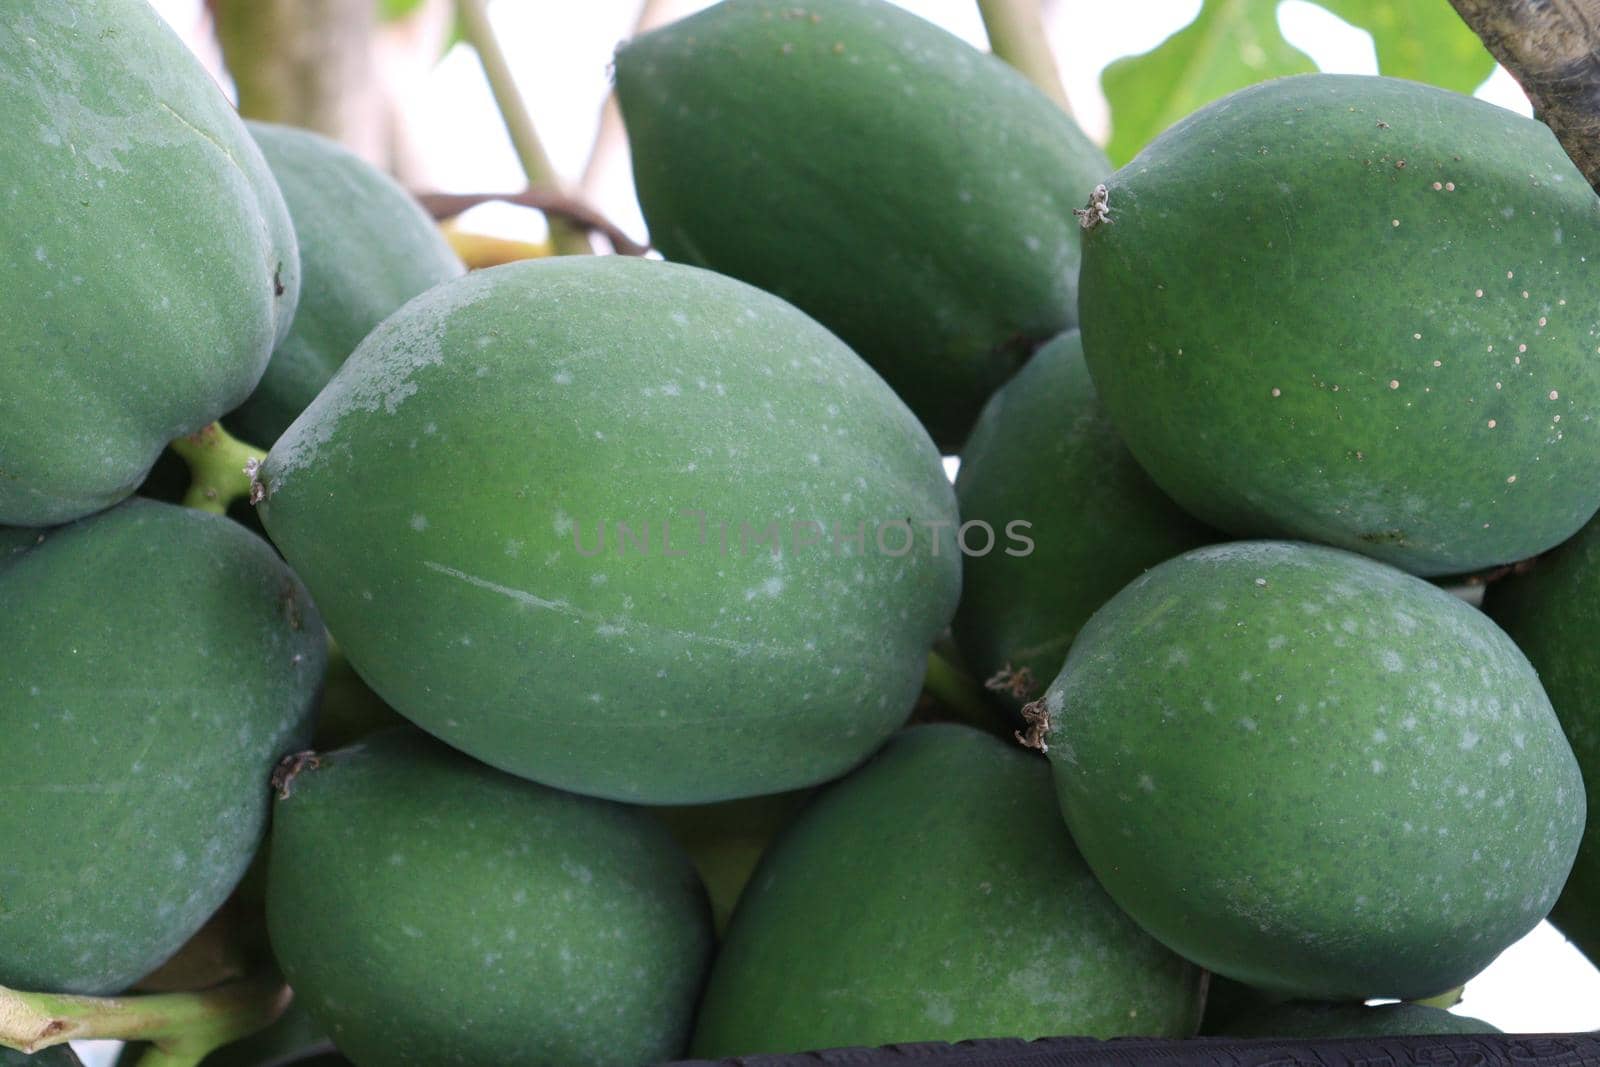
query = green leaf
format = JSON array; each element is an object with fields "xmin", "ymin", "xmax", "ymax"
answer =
[
  {"xmin": 380, "ymin": 0, "xmax": 428, "ymax": 20},
  {"xmin": 1101, "ymin": 0, "xmax": 1316, "ymax": 167},
  {"xmin": 1310, "ymin": 0, "xmax": 1495, "ymax": 95}
]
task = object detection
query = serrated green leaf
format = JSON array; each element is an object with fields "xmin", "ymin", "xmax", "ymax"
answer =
[
  {"xmin": 1311, "ymin": 0, "xmax": 1495, "ymax": 95},
  {"xmin": 1102, "ymin": 0, "xmax": 1317, "ymax": 166}
]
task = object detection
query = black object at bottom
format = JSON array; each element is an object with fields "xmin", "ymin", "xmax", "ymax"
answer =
[{"xmin": 665, "ymin": 1032, "xmax": 1600, "ymax": 1066}]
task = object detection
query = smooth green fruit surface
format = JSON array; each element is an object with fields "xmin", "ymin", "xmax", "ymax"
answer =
[
  {"xmin": 1041, "ymin": 541, "xmax": 1582, "ymax": 1000},
  {"xmin": 616, "ymin": 0, "xmax": 1109, "ymax": 447},
  {"xmin": 257, "ymin": 256, "xmax": 960, "ymax": 804},
  {"xmin": 0, "ymin": 499, "xmax": 324, "ymax": 994},
  {"xmin": 691, "ymin": 725, "xmax": 1205, "ymax": 1057},
  {"xmin": 1219, "ymin": 1001, "xmax": 1497, "ymax": 1038},
  {"xmin": 0, "ymin": 1, "xmax": 298, "ymax": 526},
  {"xmin": 954, "ymin": 331, "xmax": 1215, "ymax": 706},
  {"xmin": 266, "ymin": 728, "xmax": 713, "ymax": 1067},
  {"xmin": 1079, "ymin": 74, "xmax": 1600, "ymax": 575},
  {"xmin": 227, "ymin": 121, "xmax": 463, "ymax": 447},
  {"xmin": 0, "ymin": 1048, "xmax": 81, "ymax": 1066},
  {"xmin": 1485, "ymin": 515, "xmax": 1600, "ymax": 966}
]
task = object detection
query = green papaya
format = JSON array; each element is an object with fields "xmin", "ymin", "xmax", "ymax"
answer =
[
  {"xmin": 1219, "ymin": 1000, "xmax": 1497, "ymax": 1038},
  {"xmin": 0, "ymin": 1048, "xmax": 81, "ymax": 1066},
  {"xmin": 691, "ymin": 725, "xmax": 1205, "ymax": 1057},
  {"xmin": 1078, "ymin": 73, "xmax": 1600, "ymax": 576},
  {"xmin": 0, "ymin": 499, "xmax": 324, "ymax": 994},
  {"xmin": 227, "ymin": 122, "xmax": 463, "ymax": 448},
  {"xmin": 954, "ymin": 331, "xmax": 1216, "ymax": 707},
  {"xmin": 1484, "ymin": 515, "xmax": 1600, "ymax": 966},
  {"xmin": 256, "ymin": 256, "xmax": 960, "ymax": 804},
  {"xmin": 1039, "ymin": 540, "xmax": 1582, "ymax": 1000},
  {"xmin": 0, "ymin": 1, "xmax": 298, "ymax": 526},
  {"xmin": 265, "ymin": 727, "xmax": 713, "ymax": 1067},
  {"xmin": 615, "ymin": 0, "xmax": 1110, "ymax": 447}
]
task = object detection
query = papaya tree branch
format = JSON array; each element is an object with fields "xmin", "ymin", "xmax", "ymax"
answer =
[
  {"xmin": 0, "ymin": 974, "xmax": 288, "ymax": 1057},
  {"xmin": 455, "ymin": 0, "xmax": 593, "ymax": 255},
  {"xmin": 417, "ymin": 190, "xmax": 649, "ymax": 256},
  {"xmin": 976, "ymin": 0, "xmax": 1074, "ymax": 116},
  {"xmin": 1448, "ymin": 0, "xmax": 1600, "ymax": 191}
]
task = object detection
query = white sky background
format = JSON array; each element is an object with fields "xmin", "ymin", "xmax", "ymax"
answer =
[{"xmin": 121, "ymin": 0, "xmax": 1595, "ymax": 1049}]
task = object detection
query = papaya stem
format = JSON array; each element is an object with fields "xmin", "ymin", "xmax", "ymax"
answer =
[
  {"xmin": 976, "ymin": 0, "xmax": 1074, "ymax": 116},
  {"xmin": 131, "ymin": 1046, "xmax": 207, "ymax": 1067},
  {"xmin": 0, "ymin": 973, "xmax": 288, "ymax": 1056},
  {"xmin": 455, "ymin": 0, "xmax": 593, "ymax": 255},
  {"xmin": 1410, "ymin": 984, "xmax": 1466, "ymax": 1009},
  {"xmin": 169, "ymin": 422, "xmax": 268, "ymax": 516},
  {"xmin": 921, "ymin": 650, "xmax": 996, "ymax": 730}
]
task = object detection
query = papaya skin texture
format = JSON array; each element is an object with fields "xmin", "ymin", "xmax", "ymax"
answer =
[
  {"xmin": 0, "ymin": 1, "xmax": 299, "ymax": 526},
  {"xmin": 615, "ymin": 0, "xmax": 1109, "ymax": 448},
  {"xmin": 1041, "ymin": 540, "xmax": 1582, "ymax": 1001},
  {"xmin": 227, "ymin": 121, "xmax": 463, "ymax": 448},
  {"xmin": 0, "ymin": 499, "xmax": 324, "ymax": 995},
  {"xmin": 691, "ymin": 725, "xmax": 1205, "ymax": 1057},
  {"xmin": 1484, "ymin": 514, "xmax": 1600, "ymax": 970},
  {"xmin": 256, "ymin": 256, "xmax": 960, "ymax": 804},
  {"xmin": 265, "ymin": 728, "xmax": 713, "ymax": 1067},
  {"xmin": 1079, "ymin": 73, "xmax": 1600, "ymax": 576},
  {"xmin": 954, "ymin": 331, "xmax": 1217, "ymax": 707}
]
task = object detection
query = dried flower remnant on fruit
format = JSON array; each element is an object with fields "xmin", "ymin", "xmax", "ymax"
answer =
[
  {"xmin": 1075, "ymin": 184, "xmax": 1112, "ymax": 230},
  {"xmin": 986, "ymin": 663, "xmax": 1038, "ymax": 700},
  {"xmin": 1016, "ymin": 699, "xmax": 1053, "ymax": 752},
  {"xmin": 272, "ymin": 751, "xmax": 321, "ymax": 799},
  {"xmin": 245, "ymin": 457, "xmax": 266, "ymax": 505}
]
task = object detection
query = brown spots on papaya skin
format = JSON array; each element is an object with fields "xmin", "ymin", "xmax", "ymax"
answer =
[
  {"xmin": 273, "ymin": 263, "xmax": 285, "ymax": 297},
  {"xmin": 1359, "ymin": 529, "xmax": 1410, "ymax": 546}
]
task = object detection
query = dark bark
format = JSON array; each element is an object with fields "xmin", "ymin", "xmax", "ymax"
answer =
[{"xmin": 1450, "ymin": 0, "xmax": 1600, "ymax": 191}]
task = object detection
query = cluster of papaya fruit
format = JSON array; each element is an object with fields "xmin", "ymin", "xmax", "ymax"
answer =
[{"xmin": 4, "ymin": 0, "xmax": 1600, "ymax": 1064}]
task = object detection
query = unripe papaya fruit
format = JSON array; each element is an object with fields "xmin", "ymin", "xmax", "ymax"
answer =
[
  {"xmin": 1040, "ymin": 540, "xmax": 1583, "ymax": 1000},
  {"xmin": 1, "ymin": 1048, "xmax": 80, "ymax": 1066},
  {"xmin": 265, "ymin": 727, "xmax": 713, "ymax": 1067},
  {"xmin": 255, "ymin": 256, "xmax": 960, "ymax": 804},
  {"xmin": 1079, "ymin": 74, "xmax": 1600, "ymax": 576},
  {"xmin": 227, "ymin": 122, "xmax": 463, "ymax": 448},
  {"xmin": 0, "ymin": 499, "xmax": 324, "ymax": 994},
  {"xmin": 1484, "ymin": 516, "xmax": 1600, "ymax": 967},
  {"xmin": 615, "ymin": 0, "xmax": 1109, "ymax": 448},
  {"xmin": 1220, "ymin": 1001, "xmax": 1496, "ymax": 1038},
  {"xmin": 691, "ymin": 725, "xmax": 1205, "ymax": 1057},
  {"xmin": 954, "ymin": 331, "xmax": 1216, "ymax": 706},
  {"xmin": 0, "ymin": 1, "xmax": 298, "ymax": 526}
]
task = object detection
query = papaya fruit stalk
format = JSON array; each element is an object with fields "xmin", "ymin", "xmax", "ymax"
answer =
[
  {"xmin": 168, "ymin": 423, "xmax": 269, "ymax": 516},
  {"xmin": 454, "ymin": 0, "xmax": 593, "ymax": 255},
  {"xmin": 976, "ymin": 0, "xmax": 1074, "ymax": 115},
  {"xmin": 0, "ymin": 973, "xmax": 288, "ymax": 1066}
]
